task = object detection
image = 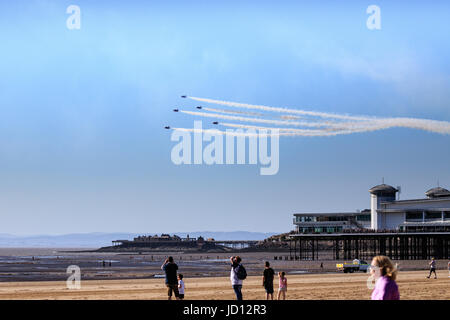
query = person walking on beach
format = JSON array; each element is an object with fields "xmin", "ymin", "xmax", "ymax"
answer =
[
  {"xmin": 262, "ymin": 261, "xmax": 275, "ymax": 300},
  {"xmin": 427, "ymin": 257, "xmax": 437, "ymax": 279},
  {"xmin": 277, "ymin": 272, "xmax": 287, "ymax": 300},
  {"xmin": 161, "ymin": 256, "xmax": 180, "ymax": 300},
  {"xmin": 447, "ymin": 260, "xmax": 450, "ymax": 278},
  {"xmin": 370, "ymin": 255, "xmax": 400, "ymax": 300},
  {"xmin": 230, "ymin": 256, "xmax": 246, "ymax": 300},
  {"xmin": 178, "ymin": 274, "xmax": 185, "ymax": 300},
  {"xmin": 448, "ymin": 261, "xmax": 450, "ymax": 278}
]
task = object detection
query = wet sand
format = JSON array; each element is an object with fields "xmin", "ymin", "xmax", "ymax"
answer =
[
  {"xmin": 0, "ymin": 270, "xmax": 448, "ymax": 300},
  {"xmin": 2, "ymin": 248, "xmax": 448, "ymax": 282}
]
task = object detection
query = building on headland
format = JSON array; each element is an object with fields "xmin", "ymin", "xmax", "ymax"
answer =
[
  {"xmin": 111, "ymin": 234, "xmax": 203, "ymax": 247},
  {"xmin": 109, "ymin": 234, "xmax": 258, "ymax": 250},
  {"xmin": 293, "ymin": 184, "xmax": 450, "ymax": 233}
]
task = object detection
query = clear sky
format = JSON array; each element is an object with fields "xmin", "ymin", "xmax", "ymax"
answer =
[{"xmin": 1, "ymin": 0, "xmax": 450, "ymax": 235}]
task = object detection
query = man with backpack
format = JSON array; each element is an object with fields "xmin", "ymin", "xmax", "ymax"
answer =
[{"xmin": 230, "ymin": 256, "xmax": 246, "ymax": 300}]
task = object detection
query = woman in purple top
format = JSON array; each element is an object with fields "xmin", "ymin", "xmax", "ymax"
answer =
[{"xmin": 370, "ymin": 255, "xmax": 400, "ymax": 300}]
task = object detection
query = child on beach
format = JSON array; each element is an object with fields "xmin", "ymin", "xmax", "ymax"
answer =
[
  {"xmin": 277, "ymin": 272, "xmax": 287, "ymax": 300},
  {"xmin": 370, "ymin": 255, "xmax": 400, "ymax": 300},
  {"xmin": 262, "ymin": 261, "xmax": 275, "ymax": 300},
  {"xmin": 178, "ymin": 274, "xmax": 185, "ymax": 300}
]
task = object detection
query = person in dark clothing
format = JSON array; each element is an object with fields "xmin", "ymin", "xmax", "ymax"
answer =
[
  {"xmin": 262, "ymin": 261, "xmax": 275, "ymax": 300},
  {"xmin": 230, "ymin": 256, "xmax": 243, "ymax": 300},
  {"xmin": 427, "ymin": 257, "xmax": 437, "ymax": 279},
  {"xmin": 161, "ymin": 256, "xmax": 180, "ymax": 300}
]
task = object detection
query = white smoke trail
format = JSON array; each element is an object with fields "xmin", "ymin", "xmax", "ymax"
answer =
[
  {"xmin": 203, "ymin": 107, "xmax": 301, "ymax": 120},
  {"xmin": 280, "ymin": 115, "xmax": 301, "ymax": 120},
  {"xmin": 202, "ymin": 107, "xmax": 263, "ymax": 117},
  {"xmin": 180, "ymin": 110, "xmax": 363, "ymax": 130},
  {"xmin": 172, "ymin": 127, "xmax": 270, "ymax": 137},
  {"xmin": 186, "ymin": 96, "xmax": 450, "ymax": 135},
  {"xmin": 218, "ymin": 122, "xmax": 387, "ymax": 136},
  {"xmin": 171, "ymin": 127, "xmax": 384, "ymax": 137},
  {"xmin": 188, "ymin": 96, "xmax": 374, "ymax": 121},
  {"xmin": 369, "ymin": 117, "xmax": 450, "ymax": 135},
  {"xmin": 219, "ymin": 120, "xmax": 450, "ymax": 136},
  {"xmin": 218, "ymin": 122, "xmax": 327, "ymax": 133}
]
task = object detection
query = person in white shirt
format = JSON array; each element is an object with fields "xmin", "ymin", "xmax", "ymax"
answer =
[
  {"xmin": 230, "ymin": 256, "xmax": 243, "ymax": 300},
  {"xmin": 178, "ymin": 274, "xmax": 185, "ymax": 300},
  {"xmin": 427, "ymin": 257, "xmax": 437, "ymax": 279}
]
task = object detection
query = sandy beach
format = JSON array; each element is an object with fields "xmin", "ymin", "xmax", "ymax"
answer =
[
  {"xmin": 1, "ymin": 249, "xmax": 448, "ymax": 300},
  {"xmin": 0, "ymin": 270, "xmax": 448, "ymax": 300}
]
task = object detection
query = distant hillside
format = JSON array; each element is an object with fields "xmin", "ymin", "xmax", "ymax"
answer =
[{"xmin": 0, "ymin": 231, "xmax": 277, "ymax": 248}]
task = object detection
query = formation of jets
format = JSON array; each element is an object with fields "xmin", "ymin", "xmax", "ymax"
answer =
[{"xmin": 165, "ymin": 96, "xmax": 219, "ymax": 130}]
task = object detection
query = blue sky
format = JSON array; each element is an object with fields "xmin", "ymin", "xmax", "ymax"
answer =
[{"xmin": 1, "ymin": 0, "xmax": 450, "ymax": 235}]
